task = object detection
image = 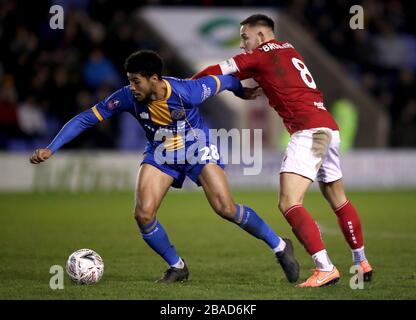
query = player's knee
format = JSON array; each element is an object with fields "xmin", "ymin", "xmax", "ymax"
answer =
[
  {"xmin": 320, "ymin": 181, "xmax": 347, "ymax": 209},
  {"xmin": 278, "ymin": 199, "xmax": 290, "ymax": 214},
  {"xmin": 278, "ymin": 194, "xmax": 302, "ymax": 214},
  {"xmin": 213, "ymin": 199, "xmax": 236, "ymax": 220},
  {"xmin": 134, "ymin": 202, "xmax": 156, "ymax": 226}
]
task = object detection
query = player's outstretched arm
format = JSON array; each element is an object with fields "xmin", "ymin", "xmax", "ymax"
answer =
[
  {"xmin": 192, "ymin": 64, "xmax": 253, "ymax": 81},
  {"xmin": 185, "ymin": 75, "xmax": 261, "ymax": 105},
  {"xmin": 29, "ymin": 108, "xmax": 100, "ymax": 164},
  {"xmin": 191, "ymin": 64, "xmax": 222, "ymax": 79},
  {"xmin": 192, "ymin": 54, "xmax": 256, "ymax": 81},
  {"xmin": 30, "ymin": 86, "xmax": 128, "ymax": 164}
]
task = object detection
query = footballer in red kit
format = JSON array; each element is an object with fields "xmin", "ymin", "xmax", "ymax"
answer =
[
  {"xmin": 193, "ymin": 14, "xmax": 373, "ymax": 288},
  {"xmin": 203, "ymin": 40, "xmax": 339, "ymax": 135}
]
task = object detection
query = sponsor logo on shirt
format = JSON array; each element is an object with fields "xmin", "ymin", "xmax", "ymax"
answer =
[
  {"xmin": 201, "ymin": 84, "xmax": 212, "ymax": 102},
  {"xmin": 144, "ymin": 123, "xmax": 156, "ymax": 132},
  {"xmin": 107, "ymin": 99, "xmax": 120, "ymax": 110},
  {"xmin": 314, "ymin": 101, "xmax": 327, "ymax": 110}
]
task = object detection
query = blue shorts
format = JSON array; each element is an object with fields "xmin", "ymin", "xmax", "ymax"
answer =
[{"xmin": 141, "ymin": 143, "xmax": 225, "ymax": 189}]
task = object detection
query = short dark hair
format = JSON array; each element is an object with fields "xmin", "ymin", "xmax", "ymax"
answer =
[
  {"xmin": 240, "ymin": 14, "xmax": 275, "ymax": 32},
  {"xmin": 124, "ymin": 50, "xmax": 163, "ymax": 79}
]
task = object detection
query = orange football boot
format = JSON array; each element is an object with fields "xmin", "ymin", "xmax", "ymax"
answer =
[
  {"xmin": 297, "ymin": 266, "xmax": 340, "ymax": 288},
  {"xmin": 358, "ymin": 260, "xmax": 373, "ymax": 282}
]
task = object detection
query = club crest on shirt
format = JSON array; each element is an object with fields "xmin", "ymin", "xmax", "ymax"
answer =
[
  {"xmin": 107, "ymin": 99, "xmax": 120, "ymax": 110},
  {"xmin": 140, "ymin": 112, "xmax": 150, "ymax": 119},
  {"xmin": 171, "ymin": 109, "xmax": 186, "ymax": 120}
]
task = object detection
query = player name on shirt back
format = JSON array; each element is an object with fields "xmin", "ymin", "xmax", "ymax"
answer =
[{"xmin": 261, "ymin": 42, "xmax": 294, "ymax": 52}]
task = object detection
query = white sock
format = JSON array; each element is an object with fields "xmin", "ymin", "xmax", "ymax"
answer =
[
  {"xmin": 272, "ymin": 238, "xmax": 286, "ymax": 253},
  {"xmin": 171, "ymin": 258, "xmax": 184, "ymax": 269},
  {"xmin": 312, "ymin": 249, "xmax": 334, "ymax": 271},
  {"xmin": 352, "ymin": 246, "xmax": 367, "ymax": 265}
]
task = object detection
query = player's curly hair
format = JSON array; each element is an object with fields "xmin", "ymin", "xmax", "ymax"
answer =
[
  {"xmin": 124, "ymin": 50, "xmax": 163, "ymax": 79},
  {"xmin": 240, "ymin": 14, "xmax": 275, "ymax": 32}
]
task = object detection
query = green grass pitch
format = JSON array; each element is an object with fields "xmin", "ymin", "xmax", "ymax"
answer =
[{"xmin": 0, "ymin": 190, "xmax": 415, "ymax": 299}]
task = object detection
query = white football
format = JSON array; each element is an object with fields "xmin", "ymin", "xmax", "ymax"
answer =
[{"xmin": 66, "ymin": 248, "xmax": 104, "ymax": 285}]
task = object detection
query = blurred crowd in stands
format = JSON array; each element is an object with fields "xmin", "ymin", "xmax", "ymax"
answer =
[
  {"xmin": 0, "ymin": 0, "xmax": 178, "ymax": 151},
  {"xmin": 0, "ymin": 0, "xmax": 415, "ymax": 151}
]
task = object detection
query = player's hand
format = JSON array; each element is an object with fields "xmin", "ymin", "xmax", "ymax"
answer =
[
  {"xmin": 241, "ymin": 86, "xmax": 262, "ymax": 100},
  {"xmin": 30, "ymin": 148, "xmax": 52, "ymax": 164}
]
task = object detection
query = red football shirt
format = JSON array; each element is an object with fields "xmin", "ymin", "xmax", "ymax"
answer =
[{"xmin": 193, "ymin": 39, "xmax": 339, "ymax": 134}]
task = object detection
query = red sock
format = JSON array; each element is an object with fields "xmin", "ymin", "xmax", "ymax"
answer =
[
  {"xmin": 334, "ymin": 200, "xmax": 363, "ymax": 249},
  {"xmin": 284, "ymin": 205, "xmax": 325, "ymax": 255}
]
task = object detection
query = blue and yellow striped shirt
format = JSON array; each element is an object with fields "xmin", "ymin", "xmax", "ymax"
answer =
[{"xmin": 47, "ymin": 75, "xmax": 244, "ymax": 153}]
